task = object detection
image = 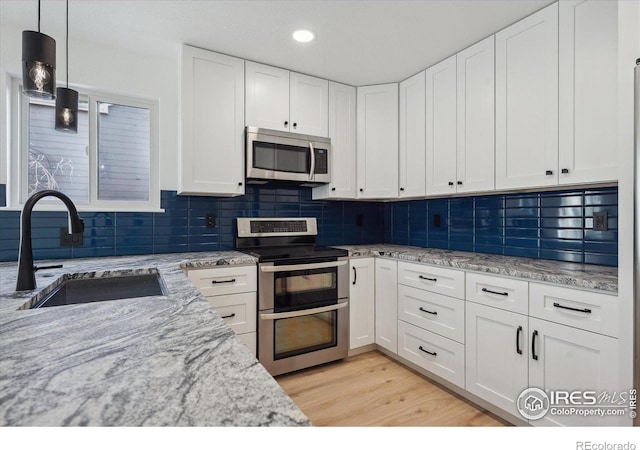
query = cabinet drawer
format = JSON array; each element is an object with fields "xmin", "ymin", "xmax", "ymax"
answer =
[
  {"xmin": 529, "ymin": 283, "xmax": 618, "ymax": 338},
  {"xmin": 398, "ymin": 284, "xmax": 465, "ymax": 343},
  {"xmin": 398, "ymin": 262, "xmax": 464, "ymax": 299},
  {"xmin": 397, "ymin": 320, "xmax": 465, "ymax": 388},
  {"xmin": 236, "ymin": 332, "xmax": 257, "ymax": 357},
  {"xmin": 188, "ymin": 265, "xmax": 257, "ymax": 296},
  {"xmin": 206, "ymin": 292, "xmax": 257, "ymax": 334},
  {"xmin": 466, "ymin": 272, "xmax": 528, "ymax": 315}
]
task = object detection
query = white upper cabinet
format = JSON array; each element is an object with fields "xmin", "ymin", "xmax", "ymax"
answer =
[
  {"xmin": 245, "ymin": 61, "xmax": 328, "ymax": 136},
  {"xmin": 180, "ymin": 45, "xmax": 245, "ymax": 196},
  {"xmin": 399, "ymin": 70, "xmax": 426, "ymax": 197},
  {"xmin": 425, "ymin": 55, "xmax": 457, "ymax": 195},
  {"xmin": 245, "ymin": 61, "xmax": 290, "ymax": 131},
  {"xmin": 495, "ymin": 3, "xmax": 559, "ymax": 190},
  {"xmin": 559, "ymin": 0, "xmax": 618, "ymax": 184},
  {"xmin": 313, "ymin": 82, "xmax": 357, "ymax": 199},
  {"xmin": 289, "ymin": 72, "xmax": 329, "ymax": 136},
  {"xmin": 357, "ymin": 83, "xmax": 399, "ymax": 199},
  {"xmin": 456, "ymin": 36, "xmax": 495, "ymax": 194}
]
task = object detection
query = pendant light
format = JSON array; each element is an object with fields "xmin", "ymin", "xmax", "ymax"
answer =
[
  {"xmin": 55, "ymin": 0, "xmax": 78, "ymax": 133},
  {"xmin": 22, "ymin": 0, "xmax": 56, "ymax": 99}
]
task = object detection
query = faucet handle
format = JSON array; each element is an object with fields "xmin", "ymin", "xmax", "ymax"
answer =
[{"xmin": 34, "ymin": 264, "xmax": 63, "ymax": 272}]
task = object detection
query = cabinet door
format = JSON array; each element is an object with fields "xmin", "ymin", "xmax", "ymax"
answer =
[
  {"xmin": 375, "ymin": 258, "xmax": 398, "ymax": 353},
  {"xmin": 349, "ymin": 258, "xmax": 375, "ymax": 349},
  {"xmin": 313, "ymin": 82, "xmax": 357, "ymax": 199},
  {"xmin": 180, "ymin": 46, "xmax": 245, "ymax": 196},
  {"xmin": 456, "ymin": 36, "xmax": 495, "ymax": 194},
  {"xmin": 495, "ymin": 3, "xmax": 558, "ymax": 190},
  {"xmin": 289, "ymin": 72, "xmax": 328, "ymax": 137},
  {"xmin": 559, "ymin": 0, "xmax": 618, "ymax": 184},
  {"xmin": 528, "ymin": 317, "xmax": 623, "ymax": 426},
  {"xmin": 356, "ymin": 84, "xmax": 399, "ymax": 199},
  {"xmin": 466, "ymin": 302, "xmax": 529, "ymax": 418},
  {"xmin": 245, "ymin": 61, "xmax": 290, "ymax": 131},
  {"xmin": 425, "ymin": 55, "xmax": 457, "ymax": 196},
  {"xmin": 399, "ymin": 70, "xmax": 426, "ymax": 197}
]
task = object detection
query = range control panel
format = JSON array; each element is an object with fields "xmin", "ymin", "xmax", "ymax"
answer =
[{"xmin": 237, "ymin": 217, "xmax": 317, "ymax": 237}]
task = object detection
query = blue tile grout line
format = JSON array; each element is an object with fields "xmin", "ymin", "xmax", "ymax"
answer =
[{"xmin": 0, "ymin": 184, "xmax": 617, "ymax": 266}]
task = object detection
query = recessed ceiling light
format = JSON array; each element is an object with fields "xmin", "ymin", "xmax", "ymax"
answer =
[{"xmin": 293, "ymin": 29, "xmax": 315, "ymax": 43}]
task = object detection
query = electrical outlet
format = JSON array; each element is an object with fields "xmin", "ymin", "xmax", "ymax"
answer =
[
  {"xmin": 60, "ymin": 228, "xmax": 83, "ymax": 247},
  {"xmin": 433, "ymin": 214, "xmax": 442, "ymax": 228},
  {"xmin": 356, "ymin": 214, "xmax": 363, "ymax": 227},
  {"xmin": 206, "ymin": 214, "xmax": 216, "ymax": 228},
  {"xmin": 593, "ymin": 212, "xmax": 608, "ymax": 231}
]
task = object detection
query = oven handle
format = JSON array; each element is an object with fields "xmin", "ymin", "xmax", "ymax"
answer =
[
  {"xmin": 260, "ymin": 301, "xmax": 348, "ymax": 320},
  {"xmin": 260, "ymin": 260, "xmax": 347, "ymax": 273}
]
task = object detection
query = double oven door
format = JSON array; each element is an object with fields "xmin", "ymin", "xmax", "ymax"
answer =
[{"xmin": 258, "ymin": 258, "xmax": 349, "ymax": 376}]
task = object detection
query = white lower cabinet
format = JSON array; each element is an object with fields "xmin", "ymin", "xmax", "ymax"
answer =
[
  {"xmin": 204, "ymin": 292, "xmax": 257, "ymax": 335},
  {"xmin": 398, "ymin": 320, "xmax": 465, "ymax": 388},
  {"xmin": 465, "ymin": 302, "xmax": 529, "ymax": 418},
  {"xmin": 187, "ymin": 265, "xmax": 257, "ymax": 357},
  {"xmin": 464, "ymin": 275, "xmax": 623, "ymax": 426},
  {"xmin": 349, "ymin": 258, "xmax": 376, "ymax": 349},
  {"xmin": 357, "ymin": 257, "xmax": 623, "ymax": 427},
  {"xmin": 529, "ymin": 317, "xmax": 622, "ymax": 426},
  {"xmin": 398, "ymin": 284, "xmax": 465, "ymax": 343},
  {"xmin": 375, "ymin": 258, "xmax": 398, "ymax": 353}
]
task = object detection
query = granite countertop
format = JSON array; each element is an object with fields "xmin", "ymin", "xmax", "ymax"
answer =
[
  {"xmin": 338, "ymin": 244, "xmax": 618, "ymax": 293},
  {"xmin": 0, "ymin": 251, "xmax": 310, "ymax": 426}
]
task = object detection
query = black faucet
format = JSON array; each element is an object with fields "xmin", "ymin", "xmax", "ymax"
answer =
[{"xmin": 16, "ymin": 190, "xmax": 84, "ymax": 291}]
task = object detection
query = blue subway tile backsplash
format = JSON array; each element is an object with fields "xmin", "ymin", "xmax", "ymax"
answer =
[
  {"xmin": 0, "ymin": 184, "xmax": 618, "ymax": 266},
  {"xmin": 0, "ymin": 183, "xmax": 384, "ymax": 262},
  {"xmin": 385, "ymin": 187, "xmax": 618, "ymax": 266}
]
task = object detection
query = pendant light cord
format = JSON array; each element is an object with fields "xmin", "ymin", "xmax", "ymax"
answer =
[
  {"xmin": 37, "ymin": 0, "xmax": 41, "ymax": 32},
  {"xmin": 66, "ymin": 0, "xmax": 69, "ymax": 88}
]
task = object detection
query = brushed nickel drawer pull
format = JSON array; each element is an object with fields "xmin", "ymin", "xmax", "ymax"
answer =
[
  {"xmin": 418, "ymin": 275, "xmax": 437, "ymax": 282},
  {"xmin": 553, "ymin": 302, "xmax": 592, "ymax": 314},
  {"xmin": 481, "ymin": 287, "xmax": 509, "ymax": 296},
  {"xmin": 418, "ymin": 346, "xmax": 437, "ymax": 356},
  {"xmin": 419, "ymin": 307, "xmax": 437, "ymax": 315}
]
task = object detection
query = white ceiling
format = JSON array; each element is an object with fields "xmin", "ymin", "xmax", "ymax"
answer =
[{"xmin": 0, "ymin": 0, "xmax": 555, "ymax": 86}]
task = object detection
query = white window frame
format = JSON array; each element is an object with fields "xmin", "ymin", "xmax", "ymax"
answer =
[{"xmin": 7, "ymin": 77, "xmax": 161, "ymax": 212}]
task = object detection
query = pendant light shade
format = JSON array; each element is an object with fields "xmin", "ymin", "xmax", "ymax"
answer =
[
  {"xmin": 22, "ymin": 30, "xmax": 56, "ymax": 99},
  {"xmin": 55, "ymin": 87, "xmax": 78, "ymax": 132},
  {"xmin": 55, "ymin": 0, "xmax": 78, "ymax": 133}
]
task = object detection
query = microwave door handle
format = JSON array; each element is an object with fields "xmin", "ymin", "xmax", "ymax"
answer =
[
  {"xmin": 309, "ymin": 142, "xmax": 316, "ymax": 181},
  {"xmin": 260, "ymin": 260, "xmax": 347, "ymax": 273},
  {"xmin": 260, "ymin": 301, "xmax": 348, "ymax": 320}
]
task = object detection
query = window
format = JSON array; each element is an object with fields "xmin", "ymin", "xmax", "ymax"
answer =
[{"xmin": 8, "ymin": 78, "xmax": 160, "ymax": 211}]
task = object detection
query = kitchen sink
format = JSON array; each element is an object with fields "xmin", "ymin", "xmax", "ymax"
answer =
[{"xmin": 29, "ymin": 272, "xmax": 167, "ymax": 309}]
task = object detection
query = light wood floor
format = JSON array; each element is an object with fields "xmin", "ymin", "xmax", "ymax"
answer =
[{"xmin": 276, "ymin": 350, "xmax": 510, "ymax": 427}]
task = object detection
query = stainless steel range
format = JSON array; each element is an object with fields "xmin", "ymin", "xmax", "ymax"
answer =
[{"xmin": 236, "ymin": 217, "xmax": 349, "ymax": 376}]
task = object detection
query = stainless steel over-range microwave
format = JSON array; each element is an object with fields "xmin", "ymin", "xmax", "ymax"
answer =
[{"xmin": 245, "ymin": 126, "xmax": 331, "ymax": 185}]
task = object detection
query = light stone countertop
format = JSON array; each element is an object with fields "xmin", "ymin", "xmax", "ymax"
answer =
[
  {"xmin": 0, "ymin": 244, "xmax": 618, "ymax": 426},
  {"xmin": 338, "ymin": 244, "xmax": 618, "ymax": 293},
  {"xmin": 0, "ymin": 251, "xmax": 310, "ymax": 426}
]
